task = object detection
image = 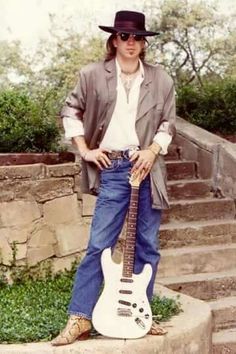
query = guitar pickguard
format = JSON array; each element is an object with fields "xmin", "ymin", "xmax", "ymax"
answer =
[{"xmin": 92, "ymin": 248, "xmax": 152, "ymax": 339}]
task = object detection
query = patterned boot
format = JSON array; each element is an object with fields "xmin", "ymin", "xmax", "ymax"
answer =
[
  {"xmin": 51, "ymin": 315, "xmax": 92, "ymax": 346},
  {"xmin": 148, "ymin": 321, "xmax": 168, "ymax": 335}
]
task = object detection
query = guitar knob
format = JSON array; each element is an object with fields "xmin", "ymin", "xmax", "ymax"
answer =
[
  {"xmin": 145, "ymin": 314, "xmax": 150, "ymax": 319},
  {"xmin": 132, "ymin": 303, "xmax": 137, "ymax": 308},
  {"xmin": 139, "ymin": 308, "xmax": 144, "ymax": 313}
]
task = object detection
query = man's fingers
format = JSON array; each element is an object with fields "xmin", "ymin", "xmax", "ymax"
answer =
[
  {"xmin": 129, "ymin": 151, "xmax": 139, "ymax": 162},
  {"xmin": 95, "ymin": 160, "xmax": 104, "ymax": 170},
  {"xmin": 102, "ymin": 154, "xmax": 111, "ymax": 167}
]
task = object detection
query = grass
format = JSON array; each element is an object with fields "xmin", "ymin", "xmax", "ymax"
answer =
[{"xmin": 0, "ymin": 264, "xmax": 182, "ymax": 344}]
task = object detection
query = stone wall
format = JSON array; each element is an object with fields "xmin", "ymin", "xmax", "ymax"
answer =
[
  {"xmin": 176, "ymin": 117, "xmax": 236, "ymax": 200},
  {"xmin": 0, "ymin": 161, "xmax": 96, "ymax": 271}
]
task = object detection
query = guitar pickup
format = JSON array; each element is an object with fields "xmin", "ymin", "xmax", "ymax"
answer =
[
  {"xmin": 119, "ymin": 290, "xmax": 132, "ymax": 294},
  {"xmin": 117, "ymin": 308, "xmax": 132, "ymax": 317},
  {"xmin": 120, "ymin": 278, "xmax": 134, "ymax": 283},
  {"xmin": 118, "ymin": 300, "xmax": 131, "ymax": 306}
]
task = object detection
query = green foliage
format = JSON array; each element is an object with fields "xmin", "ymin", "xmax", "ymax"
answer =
[
  {"xmin": 0, "ymin": 257, "xmax": 79, "ymax": 343},
  {"xmin": 0, "ymin": 88, "xmax": 61, "ymax": 152},
  {"xmin": 151, "ymin": 294, "xmax": 182, "ymax": 322},
  {"xmin": 0, "ymin": 40, "xmax": 33, "ymax": 89},
  {"xmin": 0, "ymin": 275, "xmax": 73, "ymax": 343},
  {"xmin": 35, "ymin": 35, "xmax": 105, "ymax": 104},
  {"xmin": 145, "ymin": 0, "xmax": 236, "ymax": 86},
  {"xmin": 177, "ymin": 79, "xmax": 236, "ymax": 134}
]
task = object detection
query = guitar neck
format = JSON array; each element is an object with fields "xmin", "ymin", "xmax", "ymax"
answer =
[{"xmin": 122, "ymin": 185, "xmax": 139, "ymax": 278}]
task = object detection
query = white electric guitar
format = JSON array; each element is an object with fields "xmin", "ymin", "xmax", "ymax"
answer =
[{"xmin": 92, "ymin": 173, "xmax": 152, "ymax": 339}]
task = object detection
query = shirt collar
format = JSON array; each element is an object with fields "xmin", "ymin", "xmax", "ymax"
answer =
[{"xmin": 115, "ymin": 58, "xmax": 144, "ymax": 78}]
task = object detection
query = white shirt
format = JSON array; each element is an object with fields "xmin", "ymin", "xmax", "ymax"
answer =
[{"xmin": 63, "ymin": 60, "xmax": 172, "ymax": 155}]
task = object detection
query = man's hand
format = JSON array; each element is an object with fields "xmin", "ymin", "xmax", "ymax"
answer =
[
  {"xmin": 83, "ymin": 148, "xmax": 111, "ymax": 170},
  {"xmin": 130, "ymin": 149, "xmax": 158, "ymax": 181}
]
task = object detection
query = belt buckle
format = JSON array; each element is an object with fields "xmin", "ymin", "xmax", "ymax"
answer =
[{"xmin": 109, "ymin": 151, "xmax": 121, "ymax": 159}]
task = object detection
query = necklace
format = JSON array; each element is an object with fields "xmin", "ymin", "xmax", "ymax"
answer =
[{"xmin": 120, "ymin": 69, "xmax": 139, "ymax": 92}]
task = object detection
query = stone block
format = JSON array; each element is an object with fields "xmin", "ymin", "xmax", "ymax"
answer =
[
  {"xmin": 0, "ymin": 177, "xmax": 74, "ymax": 203},
  {"xmin": 159, "ymin": 270, "xmax": 236, "ymax": 301},
  {"xmin": 0, "ymin": 183, "xmax": 14, "ymax": 202},
  {"xmin": 0, "ymin": 164, "xmax": 45, "ymax": 180},
  {"xmin": 0, "ymin": 201, "xmax": 41, "ymax": 227},
  {"xmin": 175, "ymin": 134, "xmax": 213, "ymax": 179},
  {"xmin": 0, "ymin": 226, "xmax": 28, "ymax": 243},
  {"xmin": 15, "ymin": 243, "xmax": 27, "ymax": 261},
  {"xmin": 43, "ymin": 195, "xmax": 81, "ymax": 224},
  {"xmin": 166, "ymin": 161, "xmax": 197, "ymax": 180},
  {"xmin": 197, "ymin": 148, "xmax": 213, "ymax": 179},
  {"xmin": 159, "ymin": 244, "xmax": 236, "ymax": 277},
  {"xmin": 54, "ymin": 222, "xmax": 89, "ymax": 257},
  {"xmin": 162, "ymin": 198, "xmax": 235, "ymax": 224},
  {"xmin": 218, "ymin": 144, "xmax": 236, "ymax": 199},
  {"xmin": 160, "ymin": 220, "xmax": 236, "ymax": 249},
  {"xmin": 28, "ymin": 223, "xmax": 56, "ymax": 248},
  {"xmin": 18, "ymin": 178, "xmax": 74, "ymax": 202},
  {"xmin": 52, "ymin": 253, "xmax": 82, "ymax": 273},
  {"xmin": 0, "ymin": 234, "xmax": 12, "ymax": 265},
  {"xmin": 168, "ymin": 179, "xmax": 212, "ymax": 200},
  {"xmin": 210, "ymin": 297, "xmax": 236, "ymax": 332},
  {"xmin": 46, "ymin": 163, "xmax": 80, "ymax": 177},
  {"xmin": 82, "ymin": 194, "xmax": 97, "ymax": 216},
  {"xmin": 27, "ymin": 245, "xmax": 55, "ymax": 265},
  {"xmin": 175, "ymin": 134, "xmax": 199, "ymax": 161}
]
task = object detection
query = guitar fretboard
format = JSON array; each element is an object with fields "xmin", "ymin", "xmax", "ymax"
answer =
[{"xmin": 122, "ymin": 186, "xmax": 139, "ymax": 278}]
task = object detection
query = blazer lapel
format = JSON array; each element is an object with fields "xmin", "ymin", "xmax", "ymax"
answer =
[
  {"xmin": 136, "ymin": 65, "xmax": 156, "ymax": 121},
  {"xmin": 100, "ymin": 59, "xmax": 117, "ymax": 135}
]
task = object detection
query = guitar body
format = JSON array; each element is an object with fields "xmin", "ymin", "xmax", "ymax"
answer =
[{"xmin": 92, "ymin": 248, "xmax": 153, "ymax": 339}]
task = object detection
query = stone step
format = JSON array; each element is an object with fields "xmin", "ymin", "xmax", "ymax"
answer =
[
  {"xmin": 162, "ymin": 197, "xmax": 235, "ymax": 224},
  {"xmin": 165, "ymin": 144, "xmax": 181, "ymax": 161},
  {"xmin": 166, "ymin": 160, "xmax": 198, "ymax": 180},
  {"xmin": 209, "ymin": 296, "xmax": 236, "ymax": 332},
  {"xmin": 157, "ymin": 269, "xmax": 236, "ymax": 301},
  {"xmin": 167, "ymin": 179, "xmax": 212, "ymax": 200},
  {"xmin": 158, "ymin": 243, "xmax": 236, "ymax": 277},
  {"xmin": 160, "ymin": 219, "xmax": 236, "ymax": 249},
  {"xmin": 213, "ymin": 328, "xmax": 236, "ymax": 353}
]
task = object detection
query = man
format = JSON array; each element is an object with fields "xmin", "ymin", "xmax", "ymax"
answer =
[{"xmin": 52, "ymin": 10, "xmax": 176, "ymax": 346}]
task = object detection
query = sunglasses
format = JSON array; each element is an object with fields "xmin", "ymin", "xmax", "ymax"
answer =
[{"xmin": 117, "ymin": 33, "xmax": 144, "ymax": 42}]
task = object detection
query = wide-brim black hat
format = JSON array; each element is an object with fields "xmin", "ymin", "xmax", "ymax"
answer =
[{"xmin": 99, "ymin": 10, "xmax": 159, "ymax": 37}]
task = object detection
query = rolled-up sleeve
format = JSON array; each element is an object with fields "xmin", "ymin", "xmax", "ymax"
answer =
[
  {"xmin": 154, "ymin": 83, "xmax": 176, "ymax": 155},
  {"xmin": 60, "ymin": 70, "xmax": 87, "ymax": 121},
  {"xmin": 153, "ymin": 124, "xmax": 172, "ymax": 155},
  {"xmin": 63, "ymin": 117, "xmax": 84, "ymax": 138}
]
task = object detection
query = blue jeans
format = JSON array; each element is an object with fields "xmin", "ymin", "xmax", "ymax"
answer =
[{"xmin": 68, "ymin": 158, "xmax": 162, "ymax": 320}]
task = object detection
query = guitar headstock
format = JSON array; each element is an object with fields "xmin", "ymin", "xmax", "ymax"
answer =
[{"xmin": 129, "ymin": 173, "xmax": 142, "ymax": 188}]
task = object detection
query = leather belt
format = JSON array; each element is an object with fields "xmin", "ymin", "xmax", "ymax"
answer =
[{"xmin": 106, "ymin": 150, "xmax": 130, "ymax": 160}]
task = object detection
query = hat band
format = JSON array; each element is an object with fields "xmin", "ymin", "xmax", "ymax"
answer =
[{"xmin": 115, "ymin": 20, "xmax": 145, "ymax": 31}]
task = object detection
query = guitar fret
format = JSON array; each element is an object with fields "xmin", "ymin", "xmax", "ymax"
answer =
[{"xmin": 122, "ymin": 182, "xmax": 140, "ymax": 278}]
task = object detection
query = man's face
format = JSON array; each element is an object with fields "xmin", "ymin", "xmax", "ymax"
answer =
[{"xmin": 113, "ymin": 33, "xmax": 145, "ymax": 61}]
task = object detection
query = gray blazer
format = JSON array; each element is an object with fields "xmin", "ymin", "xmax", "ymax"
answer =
[{"xmin": 61, "ymin": 58, "xmax": 176, "ymax": 209}]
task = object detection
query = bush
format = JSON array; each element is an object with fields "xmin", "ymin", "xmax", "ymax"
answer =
[
  {"xmin": 177, "ymin": 79, "xmax": 236, "ymax": 134},
  {"xmin": 0, "ymin": 275, "xmax": 73, "ymax": 343},
  {"xmin": 0, "ymin": 88, "xmax": 61, "ymax": 152}
]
